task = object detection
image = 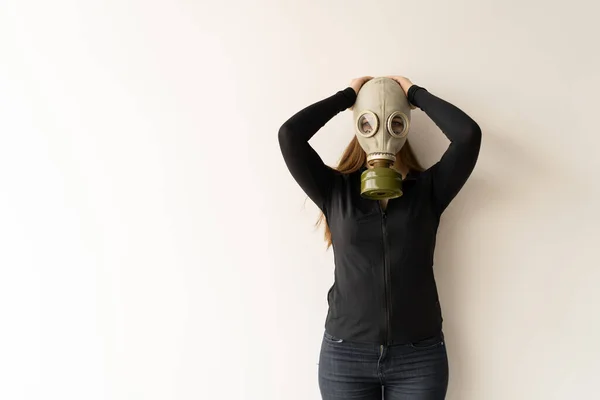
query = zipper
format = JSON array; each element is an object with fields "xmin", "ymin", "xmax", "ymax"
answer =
[{"xmin": 379, "ymin": 202, "xmax": 392, "ymax": 345}]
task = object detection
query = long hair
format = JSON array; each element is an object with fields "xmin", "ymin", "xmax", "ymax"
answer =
[{"xmin": 316, "ymin": 137, "xmax": 424, "ymax": 248}]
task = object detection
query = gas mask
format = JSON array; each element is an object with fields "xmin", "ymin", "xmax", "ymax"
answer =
[{"xmin": 353, "ymin": 77, "xmax": 411, "ymax": 200}]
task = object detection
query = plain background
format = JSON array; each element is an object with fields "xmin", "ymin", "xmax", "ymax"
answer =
[{"xmin": 1, "ymin": 0, "xmax": 599, "ymax": 399}]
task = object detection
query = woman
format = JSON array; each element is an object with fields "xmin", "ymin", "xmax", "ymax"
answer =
[{"xmin": 278, "ymin": 75, "xmax": 481, "ymax": 399}]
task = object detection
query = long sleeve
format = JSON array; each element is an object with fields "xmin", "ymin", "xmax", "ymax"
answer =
[
  {"xmin": 278, "ymin": 87, "xmax": 356, "ymax": 211},
  {"xmin": 408, "ymin": 85, "xmax": 482, "ymax": 214}
]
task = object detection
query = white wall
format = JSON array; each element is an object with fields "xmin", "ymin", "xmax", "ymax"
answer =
[{"xmin": 1, "ymin": 0, "xmax": 599, "ymax": 399}]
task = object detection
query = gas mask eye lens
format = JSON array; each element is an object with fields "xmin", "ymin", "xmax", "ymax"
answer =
[
  {"xmin": 388, "ymin": 112, "xmax": 409, "ymax": 138},
  {"xmin": 362, "ymin": 120, "xmax": 373, "ymax": 133},
  {"xmin": 391, "ymin": 117, "xmax": 404, "ymax": 132},
  {"xmin": 356, "ymin": 111, "xmax": 378, "ymax": 138}
]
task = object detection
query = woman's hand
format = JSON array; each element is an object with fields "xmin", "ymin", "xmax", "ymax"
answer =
[
  {"xmin": 349, "ymin": 76, "xmax": 374, "ymax": 95},
  {"xmin": 348, "ymin": 76, "xmax": 373, "ymax": 109},
  {"xmin": 386, "ymin": 76, "xmax": 413, "ymax": 95},
  {"xmin": 386, "ymin": 75, "xmax": 416, "ymax": 109}
]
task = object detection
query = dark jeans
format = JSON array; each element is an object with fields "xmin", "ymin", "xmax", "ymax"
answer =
[{"xmin": 318, "ymin": 331, "xmax": 449, "ymax": 400}]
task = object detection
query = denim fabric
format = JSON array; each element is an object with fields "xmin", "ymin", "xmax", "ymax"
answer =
[{"xmin": 318, "ymin": 331, "xmax": 449, "ymax": 399}]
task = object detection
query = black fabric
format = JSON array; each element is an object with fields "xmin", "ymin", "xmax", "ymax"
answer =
[{"xmin": 278, "ymin": 84, "xmax": 482, "ymax": 345}]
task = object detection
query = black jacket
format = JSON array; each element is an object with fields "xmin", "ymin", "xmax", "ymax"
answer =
[{"xmin": 278, "ymin": 84, "xmax": 481, "ymax": 345}]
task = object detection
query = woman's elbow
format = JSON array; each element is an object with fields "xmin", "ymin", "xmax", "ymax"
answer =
[
  {"xmin": 278, "ymin": 124, "xmax": 294, "ymax": 151},
  {"xmin": 466, "ymin": 122, "xmax": 482, "ymax": 148}
]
